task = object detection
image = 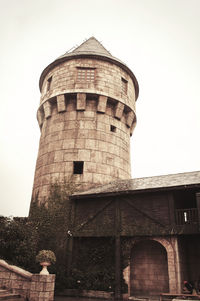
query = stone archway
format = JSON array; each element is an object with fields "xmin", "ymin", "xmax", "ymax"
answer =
[
  {"xmin": 130, "ymin": 239, "xmax": 169, "ymax": 295},
  {"xmin": 154, "ymin": 237, "xmax": 180, "ymax": 293}
]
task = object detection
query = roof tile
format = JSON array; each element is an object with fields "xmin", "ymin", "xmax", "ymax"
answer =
[{"xmin": 72, "ymin": 171, "xmax": 200, "ymax": 198}]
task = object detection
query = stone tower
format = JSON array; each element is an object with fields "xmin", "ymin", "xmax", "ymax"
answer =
[{"xmin": 32, "ymin": 37, "xmax": 139, "ymax": 202}]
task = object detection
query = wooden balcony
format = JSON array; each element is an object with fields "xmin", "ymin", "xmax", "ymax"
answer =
[{"xmin": 175, "ymin": 208, "xmax": 199, "ymax": 225}]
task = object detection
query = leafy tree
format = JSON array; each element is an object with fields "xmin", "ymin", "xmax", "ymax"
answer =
[
  {"xmin": 0, "ymin": 179, "xmax": 126, "ymax": 293},
  {"xmin": 0, "ymin": 178, "xmax": 77, "ymax": 277},
  {"xmin": 0, "ymin": 216, "xmax": 38, "ymax": 271}
]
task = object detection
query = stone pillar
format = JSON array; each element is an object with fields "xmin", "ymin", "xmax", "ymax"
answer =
[
  {"xmin": 173, "ymin": 237, "xmax": 182, "ymax": 293},
  {"xmin": 29, "ymin": 274, "xmax": 55, "ymax": 301}
]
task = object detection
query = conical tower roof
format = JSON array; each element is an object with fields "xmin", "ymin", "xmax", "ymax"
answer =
[
  {"xmin": 66, "ymin": 36, "xmax": 112, "ymax": 57},
  {"xmin": 39, "ymin": 37, "xmax": 139, "ymax": 99}
]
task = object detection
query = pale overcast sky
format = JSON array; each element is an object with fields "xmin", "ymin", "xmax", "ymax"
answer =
[{"xmin": 0, "ymin": 0, "xmax": 200, "ymax": 217}]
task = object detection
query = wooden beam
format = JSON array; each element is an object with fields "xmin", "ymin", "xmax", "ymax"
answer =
[{"xmin": 115, "ymin": 199, "xmax": 122, "ymax": 299}]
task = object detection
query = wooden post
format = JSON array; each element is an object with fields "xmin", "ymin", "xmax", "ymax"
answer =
[
  {"xmin": 66, "ymin": 197, "xmax": 75, "ymax": 276},
  {"xmin": 115, "ymin": 235, "xmax": 121, "ymax": 299},
  {"xmin": 168, "ymin": 192, "xmax": 176, "ymax": 227},
  {"xmin": 66, "ymin": 236, "xmax": 73, "ymax": 276},
  {"xmin": 115, "ymin": 199, "xmax": 121, "ymax": 299},
  {"xmin": 196, "ymin": 192, "xmax": 200, "ymax": 231}
]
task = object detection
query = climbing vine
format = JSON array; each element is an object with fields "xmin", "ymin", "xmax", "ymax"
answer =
[{"xmin": 67, "ymin": 237, "xmax": 115, "ymax": 291}]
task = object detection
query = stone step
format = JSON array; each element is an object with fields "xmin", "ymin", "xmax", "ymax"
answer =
[
  {"xmin": 0, "ymin": 297, "xmax": 25, "ymax": 301},
  {"xmin": 0, "ymin": 289, "xmax": 22, "ymax": 300},
  {"xmin": 0, "ymin": 296, "xmax": 23, "ymax": 300},
  {"xmin": 0, "ymin": 294, "xmax": 21, "ymax": 300}
]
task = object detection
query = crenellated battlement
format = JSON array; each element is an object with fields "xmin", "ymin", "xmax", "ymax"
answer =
[{"xmin": 37, "ymin": 92, "xmax": 136, "ymax": 136}]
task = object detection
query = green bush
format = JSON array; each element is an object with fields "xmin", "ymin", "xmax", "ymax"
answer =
[{"xmin": 36, "ymin": 250, "xmax": 56, "ymax": 264}]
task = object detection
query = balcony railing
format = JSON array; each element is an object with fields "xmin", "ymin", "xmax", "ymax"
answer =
[{"xmin": 175, "ymin": 208, "xmax": 198, "ymax": 225}]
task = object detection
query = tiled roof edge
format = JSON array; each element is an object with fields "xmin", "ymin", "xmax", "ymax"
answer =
[{"xmin": 71, "ymin": 170, "xmax": 200, "ymax": 199}]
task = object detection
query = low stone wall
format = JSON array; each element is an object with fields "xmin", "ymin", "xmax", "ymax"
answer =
[
  {"xmin": 0, "ymin": 259, "xmax": 55, "ymax": 300},
  {"xmin": 30, "ymin": 274, "xmax": 55, "ymax": 301},
  {"xmin": 0, "ymin": 259, "xmax": 32, "ymax": 299}
]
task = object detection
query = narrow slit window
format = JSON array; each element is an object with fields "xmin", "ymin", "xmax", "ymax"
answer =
[
  {"xmin": 47, "ymin": 76, "xmax": 52, "ymax": 92},
  {"xmin": 73, "ymin": 161, "xmax": 84, "ymax": 174},
  {"xmin": 110, "ymin": 125, "xmax": 116, "ymax": 132},
  {"xmin": 121, "ymin": 77, "xmax": 128, "ymax": 94}
]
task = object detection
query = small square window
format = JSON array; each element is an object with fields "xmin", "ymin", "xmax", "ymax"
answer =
[
  {"xmin": 77, "ymin": 68, "xmax": 95, "ymax": 82},
  {"xmin": 73, "ymin": 161, "xmax": 84, "ymax": 174},
  {"xmin": 47, "ymin": 76, "xmax": 52, "ymax": 92},
  {"xmin": 110, "ymin": 125, "xmax": 116, "ymax": 132},
  {"xmin": 121, "ymin": 78, "xmax": 128, "ymax": 94}
]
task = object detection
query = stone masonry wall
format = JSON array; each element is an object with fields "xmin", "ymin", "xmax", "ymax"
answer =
[
  {"xmin": 0, "ymin": 260, "xmax": 32, "ymax": 299},
  {"xmin": 123, "ymin": 237, "xmax": 180, "ymax": 297},
  {"xmin": 40, "ymin": 58, "xmax": 136, "ymax": 111},
  {"xmin": 33, "ymin": 98, "xmax": 132, "ymax": 199},
  {"xmin": 32, "ymin": 57, "xmax": 137, "ymax": 201},
  {"xmin": 0, "ymin": 260, "xmax": 55, "ymax": 301},
  {"xmin": 30, "ymin": 274, "xmax": 55, "ymax": 301},
  {"xmin": 130, "ymin": 240, "xmax": 169, "ymax": 295}
]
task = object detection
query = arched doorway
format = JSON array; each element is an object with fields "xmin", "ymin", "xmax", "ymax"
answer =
[{"xmin": 130, "ymin": 240, "xmax": 169, "ymax": 295}]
